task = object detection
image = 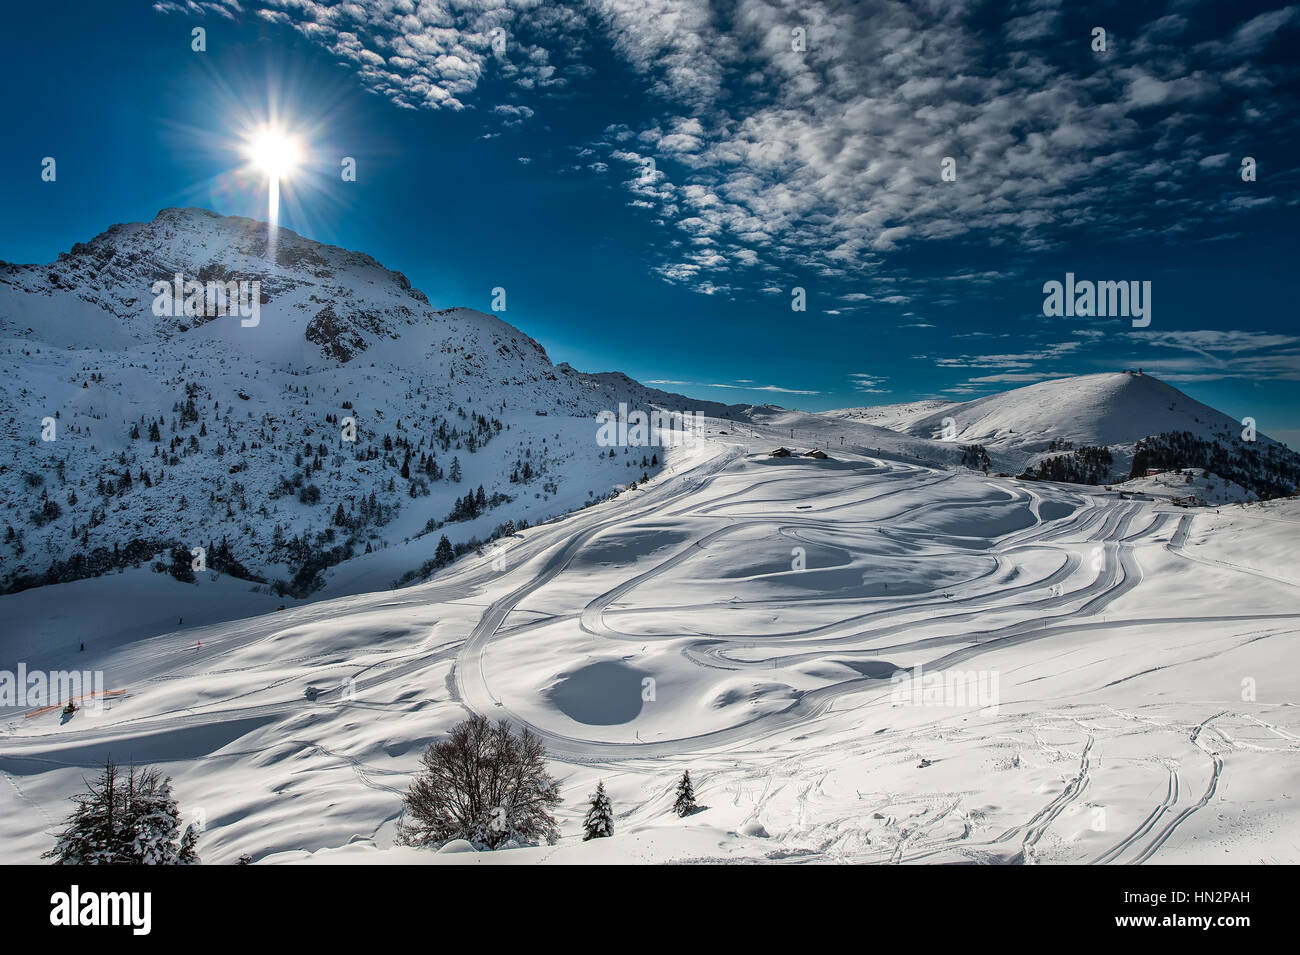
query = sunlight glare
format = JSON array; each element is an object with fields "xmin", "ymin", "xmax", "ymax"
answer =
[{"xmin": 247, "ymin": 127, "xmax": 303, "ymax": 180}]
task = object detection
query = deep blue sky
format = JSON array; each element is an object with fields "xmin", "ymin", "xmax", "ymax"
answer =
[{"xmin": 1, "ymin": 1, "xmax": 1297, "ymax": 443}]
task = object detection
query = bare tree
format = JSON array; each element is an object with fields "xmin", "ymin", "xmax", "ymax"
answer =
[{"xmin": 398, "ymin": 715, "xmax": 560, "ymax": 849}]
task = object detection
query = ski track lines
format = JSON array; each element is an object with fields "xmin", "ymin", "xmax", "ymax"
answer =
[
  {"xmin": 1167, "ymin": 512, "xmax": 1300, "ymax": 591},
  {"xmin": 1089, "ymin": 770, "xmax": 1179, "ymax": 865},
  {"xmin": 1009, "ymin": 735, "xmax": 1093, "ymax": 863},
  {"xmin": 448, "ymin": 447, "xmax": 1284, "ymax": 860},
  {"xmin": 4, "ymin": 436, "xmax": 1287, "ymax": 863},
  {"xmin": 1125, "ymin": 715, "xmax": 1225, "ymax": 865},
  {"xmin": 1, "ymin": 446, "xmax": 744, "ymax": 763}
]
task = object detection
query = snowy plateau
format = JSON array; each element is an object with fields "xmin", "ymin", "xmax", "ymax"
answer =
[{"xmin": 2, "ymin": 209, "xmax": 1298, "ymax": 865}]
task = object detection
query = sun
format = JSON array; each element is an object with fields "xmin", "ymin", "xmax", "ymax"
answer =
[
  {"xmin": 246, "ymin": 127, "xmax": 303, "ymax": 180},
  {"xmin": 239, "ymin": 121, "xmax": 307, "ymax": 238}
]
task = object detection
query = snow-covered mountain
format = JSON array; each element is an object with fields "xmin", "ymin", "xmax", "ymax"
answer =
[
  {"xmin": 4, "ymin": 214, "xmax": 1300, "ymax": 868},
  {"xmin": 4, "ymin": 209, "xmax": 1295, "ymax": 623},
  {"xmin": 0, "ymin": 208, "xmax": 738, "ymax": 602},
  {"xmin": 831, "ymin": 371, "xmax": 1299, "ymax": 488}
]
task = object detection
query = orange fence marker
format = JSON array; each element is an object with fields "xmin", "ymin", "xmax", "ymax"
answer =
[{"xmin": 24, "ymin": 689, "xmax": 126, "ymax": 719}]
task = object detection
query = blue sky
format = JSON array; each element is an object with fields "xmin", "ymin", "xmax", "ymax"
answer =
[{"xmin": 2, "ymin": 1, "xmax": 1298, "ymax": 442}]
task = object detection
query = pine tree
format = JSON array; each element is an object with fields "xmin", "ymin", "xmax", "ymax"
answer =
[
  {"xmin": 435, "ymin": 535, "xmax": 455, "ymax": 567},
  {"xmin": 177, "ymin": 824, "xmax": 200, "ymax": 864},
  {"xmin": 44, "ymin": 758, "xmax": 200, "ymax": 864},
  {"xmin": 168, "ymin": 544, "xmax": 196, "ymax": 583},
  {"xmin": 122, "ymin": 767, "xmax": 185, "ymax": 864},
  {"xmin": 673, "ymin": 770, "xmax": 697, "ymax": 817},
  {"xmin": 582, "ymin": 780, "xmax": 613, "ymax": 841},
  {"xmin": 45, "ymin": 757, "xmax": 121, "ymax": 864}
]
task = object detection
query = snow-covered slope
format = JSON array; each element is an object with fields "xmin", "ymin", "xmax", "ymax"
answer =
[
  {"xmin": 901, "ymin": 372, "xmax": 1244, "ymax": 445},
  {"xmin": 0, "ymin": 208, "xmax": 738, "ymax": 606},
  {"xmin": 1111, "ymin": 467, "xmax": 1257, "ymax": 505},
  {"xmin": 3, "ymin": 427, "xmax": 1297, "ymax": 865},
  {"xmin": 829, "ymin": 398, "xmax": 954, "ymax": 432}
]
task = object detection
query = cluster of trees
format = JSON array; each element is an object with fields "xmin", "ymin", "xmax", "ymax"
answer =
[
  {"xmin": 509, "ymin": 457, "xmax": 536, "ymax": 483},
  {"xmin": 398, "ymin": 716, "xmax": 699, "ymax": 851},
  {"xmin": 280, "ymin": 540, "xmax": 353, "ymax": 597},
  {"xmin": 45, "ymin": 758, "xmax": 200, "ymax": 865},
  {"xmin": 1034, "ymin": 445, "xmax": 1114, "ymax": 485},
  {"xmin": 263, "ymin": 524, "xmax": 355, "ymax": 596},
  {"xmin": 162, "ymin": 537, "xmax": 263, "ymax": 585},
  {"xmin": 44, "ymin": 722, "xmax": 697, "ymax": 862},
  {"xmin": 203, "ymin": 537, "xmax": 260, "ymax": 581},
  {"xmin": 3, "ymin": 537, "xmax": 160, "ymax": 595},
  {"xmin": 2, "ymin": 362, "xmax": 539, "ymax": 603},
  {"xmin": 1130, "ymin": 431, "xmax": 1300, "ymax": 500},
  {"xmin": 392, "ymin": 517, "xmax": 530, "ymax": 588},
  {"xmin": 959, "ymin": 444, "xmax": 990, "ymax": 472},
  {"xmin": 165, "ymin": 543, "xmax": 198, "ymax": 583},
  {"xmin": 367, "ymin": 410, "xmax": 501, "ymax": 484},
  {"xmin": 445, "ymin": 485, "xmax": 511, "ymax": 523},
  {"xmin": 421, "ymin": 411, "xmax": 502, "ymax": 456},
  {"xmin": 29, "ymin": 495, "xmax": 62, "ymax": 527}
]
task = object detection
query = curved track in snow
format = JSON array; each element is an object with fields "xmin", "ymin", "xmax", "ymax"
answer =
[{"xmin": 5, "ymin": 433, "xmax": 1297, "ymax": 865}]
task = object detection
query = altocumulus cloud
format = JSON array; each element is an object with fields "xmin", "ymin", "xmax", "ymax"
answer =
[{"xmin": 164, "ymin": 0, "xmax": 1300, "ymax": 299}]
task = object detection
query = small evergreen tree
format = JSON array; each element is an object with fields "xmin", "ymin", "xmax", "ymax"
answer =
[
  {"xmin": 168, "ymin": 544, "xmax": 196, "ymax": 583},
  {"xmin": 44, "ymin": 757, "xmax": 200, "ymax": 864},
  {"xmin": 583, "ymin": 781, "xmax": 613, "ymax": 841},
  {"xmin": 434, "ymin": 535, "xmax": 455, "ymax": 566},
  {"xmin": 673, "ymin": 770, "xmax": 697, "ymax": 817},
  {"xmin": 123, "ymin": 767, "xmax": 186, "ymax": 864},
  {"xmin": 45, "ymin": 757, "xmax": 121, "ymax": 864},
  {"xmin": 177, "ymin": 824, "xmax": 200, "ymax": 865}
]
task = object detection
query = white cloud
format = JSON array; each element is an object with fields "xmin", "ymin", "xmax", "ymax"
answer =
[
  {"xmin": 167, "ymin": 1, "xmax": 1300, "ymax": 297},
  {"xmin": 968, "ymin": 372, "xmax": 1071, "ymax": 383},
  {"xmin": 849, "ymin": 373, "xmax": 889, "ymax": 393},
  {"xmin": 650, "ymin": 378, "xmax": 820, "ymax": 395},
  {"xmin": 1129, "ymin": 329, "xmax": 1300, "ymax": 381}
]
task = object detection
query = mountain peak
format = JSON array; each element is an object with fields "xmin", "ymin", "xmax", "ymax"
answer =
[
  {"xmin": 855, "ymin": 369, "xmax": 1290, "ymax": 473},
  {"xmin": 1, "ymin": 206, "xmax": 439, "ymax": 360}
]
